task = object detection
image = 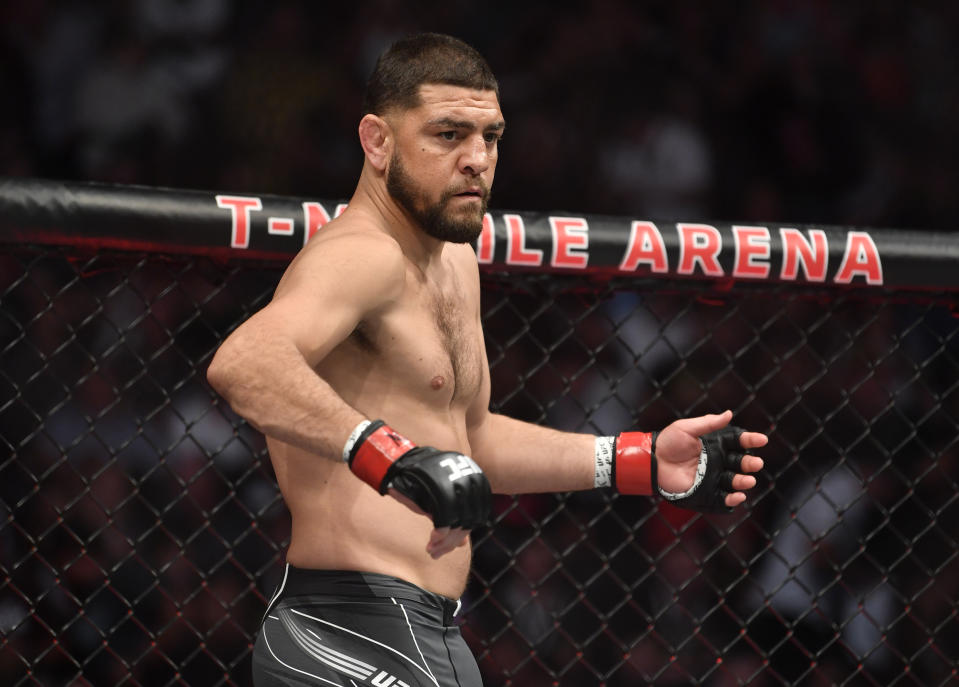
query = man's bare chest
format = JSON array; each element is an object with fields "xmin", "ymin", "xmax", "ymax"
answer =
[{"xmin": 350, "ymin": 278, "xmax": 483, "ymax": 405}]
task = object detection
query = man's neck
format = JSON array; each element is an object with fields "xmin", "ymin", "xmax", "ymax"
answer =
[{"xmin": 349, "ymin": 168, "xmax": 446, "ymax": 271}]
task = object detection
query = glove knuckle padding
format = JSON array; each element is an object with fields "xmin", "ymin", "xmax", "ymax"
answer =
[
  {"xmin": 670, "ymin": 426, "xmax": 745, "ymax": 514},
  {"xmin": 388, "ymin": 448, "xmax": 492, "ymax": 528},
  {"xmin": 720, "ymin": 471, "xmax": 737, "ymax": 492}
]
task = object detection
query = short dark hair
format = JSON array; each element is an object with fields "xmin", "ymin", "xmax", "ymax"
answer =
[{"xmin": 362, "ymin": 33, "xmax": 499, "ymax": 115}]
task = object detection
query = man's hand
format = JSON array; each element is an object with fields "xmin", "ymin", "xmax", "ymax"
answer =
[
  {"xmin": 655, "ymin": 410, "xmax": 767, "ymax": 511},
  {"xmin": 388, "ymin": 490, "xmax": 474, "ymax": 559},
  {"xmin": 346, "ymin": 420, "xmax": 492, "ymax": 557}
]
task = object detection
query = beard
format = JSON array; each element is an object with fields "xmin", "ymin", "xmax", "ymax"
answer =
[{"xmin": 386, "ymin": 153, "xmax": 490, "ymax": 244}]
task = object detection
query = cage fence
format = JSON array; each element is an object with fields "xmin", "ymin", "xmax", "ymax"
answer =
[{"xmin": 2, "ymin": 243, "xmax": 958, "ymax": 686}]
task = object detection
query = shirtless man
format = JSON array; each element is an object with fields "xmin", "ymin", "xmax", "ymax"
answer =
[{"xmin": 206, "ymin": 33, "xmax": 767, "ymax": 687}]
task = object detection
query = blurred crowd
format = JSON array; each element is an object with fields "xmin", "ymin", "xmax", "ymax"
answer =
[
  {"xmin": 2, "ymin": 0, "xmax": 958, "ymax": 229},
  {"xmin": 3, "ymin": 2, "xmax": 959, "ymax": 686},
  {"xmin": 5, "ymin": 250, "xmax": 957, "ymax": 685}
]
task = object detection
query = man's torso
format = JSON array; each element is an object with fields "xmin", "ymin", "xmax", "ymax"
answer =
[{"xmin": 268, "ymin": 239, "xmax": 486, "ymax": 598}]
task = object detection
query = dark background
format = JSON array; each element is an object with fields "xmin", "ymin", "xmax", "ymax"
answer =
[
  {"xmin": 2, "ymin": 0, "xmax": 958, "ymax": 230},
  {"xmin": 3, "ymin": 3, "xmax": 959, "ymax": 686}
]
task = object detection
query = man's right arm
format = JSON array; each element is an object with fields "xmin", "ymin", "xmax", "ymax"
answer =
[
  {"xmin": 206, "ymin": 228, "xmax": 405, "ymax": 459},
  {"xmin": 208, "ymin": 226, "xmax": 493, "ymax": 556}
]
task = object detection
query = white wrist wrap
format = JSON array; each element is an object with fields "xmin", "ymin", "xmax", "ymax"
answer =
[
  {"xmin": 659, "ymin": 440, "xmax": 708, "ymax": 500},
  {"xmin": 342, "ymin": 420, "xmax": 372, "ymax": 462},
  {"xmin": 594, "ymin": 435, "xmax": 615, "ymax": 488}
]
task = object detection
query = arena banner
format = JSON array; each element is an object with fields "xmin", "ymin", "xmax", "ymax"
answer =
[{"xmin": 1, "ymin": 176, "xmax": 957, "ymax": 290}]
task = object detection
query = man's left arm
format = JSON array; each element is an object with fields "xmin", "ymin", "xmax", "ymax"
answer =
[
  {"xmin": 468, "ymin": 409, "xmax": 766, "ymax": 510},
  {"xmin": 468, "ymin": 411, "xmax": 597, "ymax": 493},
  {"xmin": 460, "ymin": 252, "xmax": 765, "ymax": 513}
]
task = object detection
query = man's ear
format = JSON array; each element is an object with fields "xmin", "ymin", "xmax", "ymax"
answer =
[{"xmin": 358, "ymin": 114, "xmax": 392, "ymax": 171}]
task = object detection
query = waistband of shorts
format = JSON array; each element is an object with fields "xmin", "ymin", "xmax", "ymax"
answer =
[{"xmin": 271, "ymin": 564, "xmax": 462, "ymax": 625}]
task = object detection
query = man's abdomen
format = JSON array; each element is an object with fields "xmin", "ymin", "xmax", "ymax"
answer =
[{"xmin": 274, "ymin": 444, "xmax": 472, "ymax": 599}]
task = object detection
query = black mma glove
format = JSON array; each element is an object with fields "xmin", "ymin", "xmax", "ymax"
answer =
[
  {"xmin": 600, "ymin": 426, "xmax": 750, "ymax": 513},
  {"xmin": 344, "ymin": 420, "xmax": 491, "ymax": 529},
  {"xmin": 657, "ymin": 425, "xmax": 747, "ymax": 514}
]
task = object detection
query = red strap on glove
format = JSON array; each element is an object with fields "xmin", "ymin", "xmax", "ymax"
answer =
[
  {"xmin": 345, "ymin": 420, "xmax": 492, "ymax": 528},
  {"xmin": 614, "ymin": 431, "xmax": 658, "ymax": 494},
  {"xmin": 348, "ymin": 421, "xmax": 417, "ymax": 491}
]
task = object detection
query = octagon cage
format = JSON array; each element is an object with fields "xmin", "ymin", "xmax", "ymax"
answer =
[{"xmin": 1, "ymin": 178, "xmax": 958, "ymax": 686}]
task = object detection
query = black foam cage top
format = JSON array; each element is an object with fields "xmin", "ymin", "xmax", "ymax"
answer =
[{"xmin": 1, "ymin": 177, "xmax": 958, "ymax": 686}]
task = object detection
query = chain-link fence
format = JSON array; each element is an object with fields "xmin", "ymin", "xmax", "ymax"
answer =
[{"xmin": 2, "ymin": 245, "xmax": 958, "ymax": 686}]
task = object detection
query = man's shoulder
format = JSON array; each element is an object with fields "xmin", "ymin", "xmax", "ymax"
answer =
[
  {"xmin": 299, "ymin": 213, "xmax": 406, "ymax": 272},
  {"xmin": 307, "ymin": 212, "xmax": 403, "ymax": 253},
  {"xmin": 276, "ymin": 213, "xmax": 407, "ymax": 304}
]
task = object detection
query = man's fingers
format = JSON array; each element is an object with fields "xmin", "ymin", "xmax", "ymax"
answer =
[
  {"xmin": 719, "ymin": 459, "xmax": 763, "ymax": 510},
  {"xmin": 390, "ymin": 489, "xmax": 475, "ymax": 557},
  {"xmin": 739, "ymin": 431, "xmax": 769, "ymax": 450},
  {"xmin": 673, "ymin": 409, "xmax": 733, "ymax": 438},
  {"xmin": 724, "ymin": 492, "xmax": 747, "ymax": 508},
  {"xmin": 429, "ymin": 527, "xmax": 451, "ymax": 544},
  {"xmin": 427, "ymin": 527, "xmax": 470, "ymax": 559}
]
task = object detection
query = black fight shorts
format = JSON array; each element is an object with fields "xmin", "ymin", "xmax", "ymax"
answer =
[{"xmin": 252, "ymin": 565, "xmax": 483, "ymax": 687}]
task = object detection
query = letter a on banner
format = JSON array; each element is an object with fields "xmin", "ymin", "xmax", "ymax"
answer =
[{"xmin": 834, "ymin": 231, "xmax": 883, "ymax": 285}]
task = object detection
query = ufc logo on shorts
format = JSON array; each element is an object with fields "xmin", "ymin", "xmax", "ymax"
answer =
[
  {"xmin": 439, "ymin": 455, "xmax": 478, "ymax": 481},
  {"xmin": 370, "ymin": 671, "xmax": 409, "ymax": 687}
]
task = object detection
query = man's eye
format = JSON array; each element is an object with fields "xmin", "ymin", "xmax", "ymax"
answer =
[
  {"xmin": 440, "ymin": 131, "xmax": 456, "ymax": 141},
  {"xmin": 484, "ymin": 133, "xmax": 501, "ymax": 144}
]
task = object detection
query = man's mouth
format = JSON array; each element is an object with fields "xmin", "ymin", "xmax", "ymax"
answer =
[{"xmin": 452, "ymin": 188, "xmax": 484, "ymax": 199}]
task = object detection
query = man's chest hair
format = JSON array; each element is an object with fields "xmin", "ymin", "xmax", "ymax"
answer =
[
  {"xmin": 347, "ymin": 272, "xmax": 482, "ymax": 388},
  {"xmin": 430, "ymin": 285, "xmax": 477, "ymax": 387},
  {"xmin": 346, "ymin": 278, "xmax": 482, "ymax": 400}
]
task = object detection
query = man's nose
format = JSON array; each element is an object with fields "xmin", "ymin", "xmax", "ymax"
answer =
[{"xmin": 459, "ymin": 136, "xmax": 490, "ymax": 176}]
